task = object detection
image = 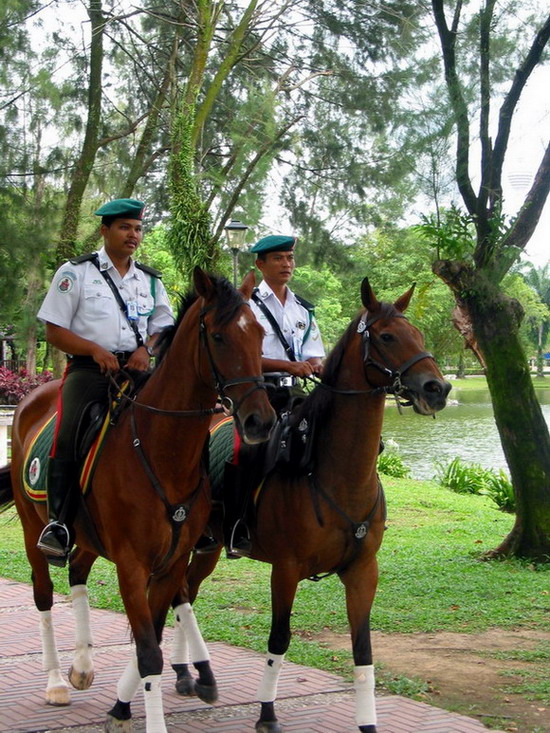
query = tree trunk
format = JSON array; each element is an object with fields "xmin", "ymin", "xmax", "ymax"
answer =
[
  {"xmin": 434, "ymin": 260, "xmax": 550, "ymax": 561},
  {"xmin": 55, "ymin": 0, "xmax": 104, "ymax": 266}
]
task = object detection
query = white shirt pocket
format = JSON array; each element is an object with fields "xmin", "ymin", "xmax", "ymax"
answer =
[{"xmin": 83, "ymin": 284, "xmax": 112, "ymax": 319}]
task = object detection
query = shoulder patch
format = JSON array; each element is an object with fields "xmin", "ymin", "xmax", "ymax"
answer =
[
  {"xmin": 70, "ymin": 252, "xmax": 98, "ymax": 266},
  {"xmin": 135, "ymin": 262, "xmax": 162, "ymax": 278}
]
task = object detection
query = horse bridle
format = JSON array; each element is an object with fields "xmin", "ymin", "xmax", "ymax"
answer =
[
  {"xmin": 309, "ymin": 310, "xmax": 434, "ymax": 406},
  {"xmin": 357, "ymin": 310, "xmax": 434, "ymax": 404},
  {"xmin": 112, "ymin": 304, "xmax": 267, "ymax": 419},
  {"xmin": 198, "ymin": 305, "xmax": 267, "ymax": 417}
]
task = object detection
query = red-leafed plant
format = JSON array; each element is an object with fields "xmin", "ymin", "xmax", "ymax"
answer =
[{"xmin": 0, "ymin": 367, "xmax": 54, "ymax": 405}]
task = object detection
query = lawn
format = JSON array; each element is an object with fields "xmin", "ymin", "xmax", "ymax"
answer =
[{"xmin": 2, "ymin": 475, "xmax": 548, "ymax": 682}]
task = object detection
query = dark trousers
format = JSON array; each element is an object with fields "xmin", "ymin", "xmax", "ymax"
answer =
[{"xmin": 51, "ymin": 357, "xmax": 110, "ymax": 462}]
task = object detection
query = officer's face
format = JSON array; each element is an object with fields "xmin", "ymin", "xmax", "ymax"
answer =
[
  {"xmin": 256, "ymin": 251, "xmax": 295, "ymax": 286},
  {"xmin": 101, "ymin": 218, "xmax": 143, "ymax": 260}
]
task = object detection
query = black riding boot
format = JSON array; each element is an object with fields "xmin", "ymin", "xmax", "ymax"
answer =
[
  {"xmin": 223, "ymin": 462, "xmax": 252, "ymax": 558},
  {"xmin": 37, "ymin": 458, "xmax": 78, "ymax": 567}
]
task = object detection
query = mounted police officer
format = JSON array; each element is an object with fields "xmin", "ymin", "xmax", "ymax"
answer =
[
  {"xmin": 36, "ymin": 198, "xmax": 174, "ymax": 566},
  {"xmin": 226, "ymin": 234, "xmax": 326, "ymax": 556},
  {"xmin": 249, "ymin": 234, "xmax": 325, "ymax": 410}
]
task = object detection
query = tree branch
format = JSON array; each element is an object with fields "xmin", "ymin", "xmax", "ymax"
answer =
[{"xmin": 431, "ymin": 0, "xmax": 477, "ymax": 215}]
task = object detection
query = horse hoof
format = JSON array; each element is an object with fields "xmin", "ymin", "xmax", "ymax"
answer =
[
  {"xmin": 68, "ymin": 664, "xmax": 95, "ymax": 690},
  {"xmin": 195, "ymin": 680, "xmax": 219, "ymax": 704},
  {"xmin": 255, "ymin": 722, "xmax": 283, "ymax": 732},
  {"xmin": 105, "ymin": 714, "xmax": 133, "ymax": 732},
  {"xmin": 175, "ymin": 675, "xmax": 196, "ymax": 696},
  {"xmin": 45, "ymin": 685, "xmax": 71, "ymax": 706}
]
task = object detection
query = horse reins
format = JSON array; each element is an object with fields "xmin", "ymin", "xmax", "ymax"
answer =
[
  {"xmin": 108, "ymin": 302, "xmax": 268, "ymax": 575},
  {"xmin": 306, "ymin": 310, "xmax": 434, "ymax": 407}
]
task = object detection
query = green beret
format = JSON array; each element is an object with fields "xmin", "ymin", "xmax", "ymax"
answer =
[
  {"xmin": 250, "ymin": 234, "xmax": 296, "ymax": 254},
  {"xmin": 94, "ymin": 198, "xmax": 145, "ymax": 220}
]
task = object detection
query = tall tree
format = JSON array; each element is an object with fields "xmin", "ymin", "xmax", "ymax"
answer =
[{"xmin": 425, "ymin": 2, "xmax": 550, "ymax": 559}]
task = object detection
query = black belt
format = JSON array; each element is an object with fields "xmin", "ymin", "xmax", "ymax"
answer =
[{"xmin": 112, "ymin": 351, "xmax": 134, "ymax": 362}]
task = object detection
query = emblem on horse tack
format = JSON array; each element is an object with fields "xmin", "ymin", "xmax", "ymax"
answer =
[
  {"xmin": 354, "ymin": 523, "xmax": 368, "ymax": 539},
  {"xmin": 172, "ymin": 506, "xmax": 188, "ymax": 523},
  {"xmin": 29, "ymin": 457, "xmax": 41, "ymax": 486},
  {"xmin": 357, "ymin": 320, "xmax": 367, "ymax": 334}
]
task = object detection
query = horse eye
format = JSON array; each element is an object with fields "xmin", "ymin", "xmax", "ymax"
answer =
[
  {"xmin": 379, "ymin": 332, "xmax": 394, "ymax": 343},
  {"xmin": 211, "ymin": 333, "xmax": 224, "ymax": 344}
]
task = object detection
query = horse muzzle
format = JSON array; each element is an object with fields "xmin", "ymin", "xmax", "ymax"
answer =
[{"xmin": 403, "ymin": 375, "xmax": 452, "ymax": 416}]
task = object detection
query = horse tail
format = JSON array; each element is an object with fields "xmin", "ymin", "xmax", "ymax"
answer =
[{"xmin": 0, "ymin": 464, "xmax": 14, "ymax": 512}]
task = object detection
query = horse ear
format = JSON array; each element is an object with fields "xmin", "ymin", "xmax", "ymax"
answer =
[
  {"xmin": 239, "ymin": 269, "xmax": 256, "ymax": 299},
  {"xmin": 193, "ymin": 266, "xmax": 215, "ymax": 300},
  {"xmin": 361, "ymin": 277, "xmax": 380, "ymax": 311},
  {"xmin": 394, "ymin": 283, "xmax": 416, "ymax": 313}
]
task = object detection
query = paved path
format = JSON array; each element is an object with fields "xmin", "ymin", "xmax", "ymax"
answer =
[{"xmin": 0, "ymin": 578, "xmax": 500, "ymax": 732}]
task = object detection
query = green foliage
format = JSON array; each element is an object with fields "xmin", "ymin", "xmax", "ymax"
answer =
[
  {"xmin": 378, "ymin": 447, "xmax": 411, "ymax": 478},
  {"xmin": 414, "ymin": 204, "xmax": 476, "ymax": 261},
  {"xmin": 436, "ymin": 457, "xmax": 516, "ymax": 513}
]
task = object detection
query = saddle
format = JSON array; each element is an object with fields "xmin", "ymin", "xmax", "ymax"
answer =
[{"xmin": 207, "ymin": 405, "xmax": 317, "ymax": 506}]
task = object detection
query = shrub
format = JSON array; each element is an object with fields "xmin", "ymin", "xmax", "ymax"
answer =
[
  {"xmin": 484, "ymin": 469, "xmax": 516, "ymax": 513},
  {"xmin": 378, "ymin": 448, "xmax": 411, "ymax": 478},
  {"xmin": 0, "ymin": 367, "xmax": 54, "ymax": 405},
  {"xmin": 436, "ymin": 456, "xmax": 516, "ymax": 513}
]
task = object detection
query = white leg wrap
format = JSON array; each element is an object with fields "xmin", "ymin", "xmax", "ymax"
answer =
[
  {"xmin": 170, "ymin": 605, "xmax": 190, "ymax": 665},
  {"xmin": 71, "ymin": 585, "xmax": 94, "ymax": 671},
  {"xmin": 39, "ymin": 610, "xmax": 60, "ymax": 672},
  {"xmin": 143, "ymin": 674, "xmax": 167, "ymax": 733},
  {"xmin": 173, "ymin": 603, "xmax": 209, "ymax": 663},
  {"xmin": 354, "ymin": 664, "xmax": 377, "ymax": 727},
  {"xmin": 257, "ymin": 652, "xmax": 285, "ymax": 703},
  {"xmin": 117, "ymin": 653, "xmax": 141, "ymax": 703}
]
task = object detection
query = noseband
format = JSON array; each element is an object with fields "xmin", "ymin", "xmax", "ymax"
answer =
[{"xmin": 199, "ymin": 305, "xmax": 267, "ymax": 416}]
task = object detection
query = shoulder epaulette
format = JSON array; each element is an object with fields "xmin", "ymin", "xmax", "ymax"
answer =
[
  {"xmin": 295, "ymin": 294, "xmax": 315, "ymax": 311},
  {"xmin": 136, "ymin": 262, "xmax": 163, "ymax": 278},
  {"xmin": 70, "ymin": 252, "xmax": 98, "ymax": 265}
]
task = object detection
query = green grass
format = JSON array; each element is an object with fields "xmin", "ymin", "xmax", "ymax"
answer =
[
  {"xmin": 449, "ymin": 375, "xmax": 549, "ymax": 392},
  {"xmin": 2, "ymin": 478, "xmax": 549, "ymax": 716}
]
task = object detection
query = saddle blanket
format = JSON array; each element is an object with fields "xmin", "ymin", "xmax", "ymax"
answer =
[{"xmin": 23, "ymin": 411, "xmax": 242, "ymax": 504}]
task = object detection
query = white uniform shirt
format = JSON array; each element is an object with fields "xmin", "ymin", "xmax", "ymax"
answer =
[
  {"xmin": 249, "ymin": 280, "xmax": 325, "ymax": 362},
  {"xmin": 37, "ymin": 247, "xmax": 174, "ymax": 353}
]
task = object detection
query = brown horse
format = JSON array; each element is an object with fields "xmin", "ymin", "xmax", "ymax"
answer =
[
  {"xmin": 0, "ymin": 268, "xmax": 275, "ymax": 733},
  {"xmin": 172, "ymin": 277, "xmax": 451, "ymax": 733}
]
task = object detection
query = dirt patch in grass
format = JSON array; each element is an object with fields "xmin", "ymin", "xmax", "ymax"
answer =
[{"xmin": 313, "ymin": 628, "xmax": 550, "ymax": 732}]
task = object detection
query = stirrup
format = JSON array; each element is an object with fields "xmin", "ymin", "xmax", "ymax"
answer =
[
  {"xmin": 37, "ymin": 522, "xmax": 71, "ymax": 559},
  {"xmin": 227, "ymin": 521, "xmax": 252, "ymax": 559}
]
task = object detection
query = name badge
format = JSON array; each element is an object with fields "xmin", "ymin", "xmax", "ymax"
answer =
[{"xmin": 126, "ymin": 300, "xmax": 139, "ymax": 321}]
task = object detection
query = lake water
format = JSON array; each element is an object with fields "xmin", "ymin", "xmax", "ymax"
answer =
[{"xmin": 381, "ymin": 388, "xmax": 550, "ymax": 480}]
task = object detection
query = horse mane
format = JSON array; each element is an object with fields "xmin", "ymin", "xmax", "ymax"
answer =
[
  {"xmin": 294, "ymin": 301, "xmax": 399, "ymax": 425},
  {"xmin": 156, "ymin": 274, "xmax": 244, "ymax": 363}
]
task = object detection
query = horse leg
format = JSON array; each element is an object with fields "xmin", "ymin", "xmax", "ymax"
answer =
[
  {"xmin": 255, "ymin": 566, "xmax": 299, "ymax": 733},
  {"xmin": 20, "ymin": 515, "xmax": 71, "ymax": 706},
  {"xmin": 67, "ymin": 548, "xmax": 98, "ymax": 690},
  {"xmin": 342, "ymin": 558, "xmax": 379, "ymax": 733},
  {"xmin": 171, "ymin": 549, "xmax": 221, "ymax": 701},
  {"xmin": 105, "ymin": 566, "xmax": 168, "ymax": 733}
]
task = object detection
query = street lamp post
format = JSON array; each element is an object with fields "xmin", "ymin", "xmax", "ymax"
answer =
[{"xmin": 224, "ymin": 219, "xmax": 249, "ymax": 286}]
